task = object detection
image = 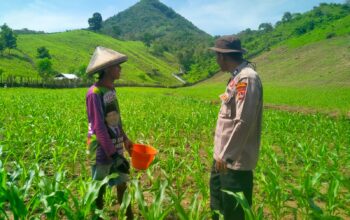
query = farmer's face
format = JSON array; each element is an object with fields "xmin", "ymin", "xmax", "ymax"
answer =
[{"xmin": 106, "ymin": 64, "xmax": 121, "ymax": 80}]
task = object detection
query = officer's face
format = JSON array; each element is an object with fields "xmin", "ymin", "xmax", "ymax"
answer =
[{"xmin": 216, "ymin": 53, "xmax": 226, "ymax": 71}]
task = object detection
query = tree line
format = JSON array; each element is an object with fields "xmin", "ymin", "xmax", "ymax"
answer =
[{"xmin": 0, "ymin": 24, "xmax": 17, "ymax": 55}]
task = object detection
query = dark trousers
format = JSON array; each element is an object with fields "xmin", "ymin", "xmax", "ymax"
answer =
[{"xmin": 210, "ymin": 161, "xmax": 253, "ymax": 220}]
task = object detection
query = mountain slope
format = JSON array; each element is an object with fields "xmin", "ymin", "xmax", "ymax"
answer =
[
  {"xmin": 101, "ymin": 1, "xmax": 349, "ymax": 83},
  {"xmin": 0, "ymin": 30, "xmax": 180, "ymax": 86},
  {"xmin": 101, "ymin": 0, "xmax": 216, "ymax": 83},
  {"xmin": 238, "ymin": 3, "xmax": 350, "ymax": 58},
  {"xmin": 201, "ymin": 34, "xmax": 350, "ymax": 87},
  {"xmin": 101, "ymin": 0, "xmax": 212, "ymax": 52},
  {"xmin": 170, "ymin": 34, "xmax": 350, "ymax": 113}
]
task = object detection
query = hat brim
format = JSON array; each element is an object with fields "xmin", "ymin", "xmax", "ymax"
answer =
[
  {"xmin": 209, "ymin": 47, "xmax": 247, "ymax": 54},
  {"xmin": 86, "ymin": 56, "xmax": 128, "ymax": 75}
]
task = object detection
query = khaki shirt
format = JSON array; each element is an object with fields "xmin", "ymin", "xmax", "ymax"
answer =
[{"xmin": 214, "ymin": 62, "xmax": 263, "ymax": 170}]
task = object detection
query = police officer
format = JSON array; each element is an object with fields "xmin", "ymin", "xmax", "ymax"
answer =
[{"xmin": 209, "ymin": 35, "xmax": 263, "ymax": 220}]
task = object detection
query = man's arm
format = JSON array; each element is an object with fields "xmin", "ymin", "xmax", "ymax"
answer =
[{"xmin": 87, "ymin": 93, "xmax": 117, "ymax": 157}]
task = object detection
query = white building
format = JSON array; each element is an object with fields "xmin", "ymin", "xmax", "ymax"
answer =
[{"xmin": 54, "ymin": 73, "xmax": 79, "ymax": 80}]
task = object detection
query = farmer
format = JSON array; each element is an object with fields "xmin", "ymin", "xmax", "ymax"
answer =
[
  {"xmin": 209, "ymin": 35, "xmax": 263, "ymax": 220},
  {"xmin": 86, "ymin": 46, "xmax": 133, "ymax": 219}
]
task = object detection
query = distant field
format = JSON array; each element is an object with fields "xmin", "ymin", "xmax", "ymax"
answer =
[
  {"xmin": 255, "ymin": 35, "xmax": 350, "ymax": 87},
  {"xmin": 168, "ymin": 83, "xmax": 350, "ymax": 115},
  {"xmin": 0, "ymin": 30, "xmax": 180, "ymax": 86},
  {"xmin": 0, "ymin": 87, "xmax": 349, "ymax": 219}
]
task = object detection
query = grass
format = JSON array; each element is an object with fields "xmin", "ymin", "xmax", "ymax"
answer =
[
  {"xmin": 0, "ymin": 87, "xmax": 349, "ymax": 219},
  {"xmin": 255, "ymin": 35, "xmax": 350, "ymax": 87},
  {"xmin": 0, "ymin": 30, "xmax": 181, "ymax": 86}
]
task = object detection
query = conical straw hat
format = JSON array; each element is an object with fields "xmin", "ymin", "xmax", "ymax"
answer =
[{"xmin": 86, "ymin": 46, "xmax": 128, "ymax": 75}]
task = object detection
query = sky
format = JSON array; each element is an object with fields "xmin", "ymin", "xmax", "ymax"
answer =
[{"xmin": 0, "ymin": 0, "xmax": 346, "ymax": 36}]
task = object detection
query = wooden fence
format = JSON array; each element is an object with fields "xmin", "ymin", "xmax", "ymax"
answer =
[
  {"xmin": 0, "ymin": 74, "xmax": 212, "ymax": 89},
  {"xmin": 0, "ymin": 75, "xmax": 95, "ymax": 88}
]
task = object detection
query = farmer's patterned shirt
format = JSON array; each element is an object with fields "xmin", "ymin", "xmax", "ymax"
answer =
[{"xmin": 86, "ymin": 84, "xmax": 126, "ymax": 165}]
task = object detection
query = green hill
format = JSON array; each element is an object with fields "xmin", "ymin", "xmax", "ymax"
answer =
[
  {"xmin": 101, "ymin": 0, "xmax": 212, "ymax": 52},
  {"xmin": 238, "ymin": 3, "xmax": 350, "ymax": 58},
  {"xmin": 200, "ymin": 34, "xmax": 350, "ymax": 87},
  {"xmin": 182, "ymin": 4, "xmax": 350, "ymax": 87},
  {"xmin": 102, "ymin": 0, "xmax": 350, "ymax": 82},
  {"xmin": 0, "ymin": 30, "xmax": 181, "ymax": 86},
  {"xmin": 101, "ymin": 0, "xmax": 216, "ymax": 82}
]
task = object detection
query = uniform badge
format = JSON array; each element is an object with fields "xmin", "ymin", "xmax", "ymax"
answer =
[{"xmin": 236, "ymin": 82, "xmax": 247, "ymax": 101}]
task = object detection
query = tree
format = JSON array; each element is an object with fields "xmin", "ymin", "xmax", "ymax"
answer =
[
  {"xmin": 88, "ymin": 13, "xmax": 103, "ymax": 31},
  {"xmin": 314, "ymin": 8, "xmax": 324, "ymax": 17},
  {"xmin": 282, "ymin": 12, "xmax": 292, "ymax": 22},
  {"xmin": 0, "ymin": 24, "xmax": 17, "ymax": 54},
  {"xmin": 294, "ymin": 20, "xmax": 315, "ymax": 35},
  {"xmin": 37, "ymin": 58, "xmax": 53, "ymax": 79},
  {"xmin": 142, "ymin": 33, "xmax": 153, "ymax": 47},
  {"xmin": 346, "ymin": 0, "xmax": 350, "ymax": 6},
  {"xmin": 75, "ymin": 64, "xmax": 88, "ymax": 79},
  {"xmin": 0, "ymin": 37, "xmax": 5, "ymax": 55},
  {"xmin": 258, "ymin": 23, "xmax": 273, "ymax": 32},
  {"xmin": 37, "ymin": 46, "xmax": 51, "ymax": 59},
  {"xmin": 176, "ymin": 49, "xmax": 194, "ymax": 71}
]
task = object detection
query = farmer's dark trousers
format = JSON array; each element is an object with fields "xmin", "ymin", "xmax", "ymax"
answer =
[{"xmin": 210, "ymin": 160, "xmax": 253, "ymax": 220}]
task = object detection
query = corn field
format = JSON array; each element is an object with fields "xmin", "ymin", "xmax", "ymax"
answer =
[{"xmin": 0, "ymin": 88, "xmax": 349, "ymax": 219}]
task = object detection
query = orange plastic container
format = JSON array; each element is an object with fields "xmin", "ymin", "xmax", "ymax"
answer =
[{"xmin": 131, "ymin": 144, "xmax": 157, "ymax": 170}]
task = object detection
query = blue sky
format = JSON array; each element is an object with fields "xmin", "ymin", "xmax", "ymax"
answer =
[{"xmin": 0, "ymin": 0, "xmax": 346, "ymax": 35}]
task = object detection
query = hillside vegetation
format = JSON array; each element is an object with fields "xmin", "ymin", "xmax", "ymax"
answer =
[
  {"xmin": 172, "ymin": 33, "xmax": 350, "ymax": 114},
  {"xmin": 101, "ymin": 2, "xmax": 350, "ymax": 83},
  {"xmin": 101, "ymin": 0, "xmax": 216, "ymax": 82},
  {"xmin": 238, "ymin": 3, "xmax": 350, "ymax": 57},
  {"xmin": 188, "ymin": 3, "xmax": 350, "ymax": 82},
  {"xmin": 0, "ymin": 30, "xmax": 180, "ymax": 86}
]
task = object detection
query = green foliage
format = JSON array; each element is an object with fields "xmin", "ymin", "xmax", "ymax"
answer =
[
  {"xmin": 14, "ymin": 28, "xmax": 45, "ymax": 35},
  {"xmin": 37, "ymin": 46, "xmax": 51, "ymax": 59},
  {"xmin": 0, "ymin": 30, "xmax": 180, "ymax": 86},
  {"xmin": 37, "ymin": 58, "xmax": 53, "ymax": 79},
  {"xmin": 0, "ymin": 23, "xmax": 17, "ymax": 54},
  {"xmin": 237, "ymin": 3, "xmax": 350, "ymax": 58},
  {"xmin": 101, "ymin": 0, "xmax": 213, "ymax": 77},
  {"xmin": 294, "ymin": 20, "xmax": 315, "ymax": 35},
  {"xmin": 74, "ymin": 64, "xmax": 88, "ymax": 79},
  {"xmin": 282, "ymin": 12, "xmax": 292, "ymax": 23},
  {"xmin": 0, "ymin": 37, "xmax": 4, "ymax": 55},
  {"xmin": 88, "ymin": 12, "xmax": 103, "ymax": 31},
  {"xmin": 258, "ymin": 23, "xmax": 273, "ymax": 32}
]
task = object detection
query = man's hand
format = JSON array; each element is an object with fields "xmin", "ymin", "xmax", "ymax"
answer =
[
  {"xmin": 124, "ymin": 139, "xmax": 133, "ymax": 156},
  {"xmin": 215, "ymin": 159, "xmax": 228, "ymax": 173}
]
